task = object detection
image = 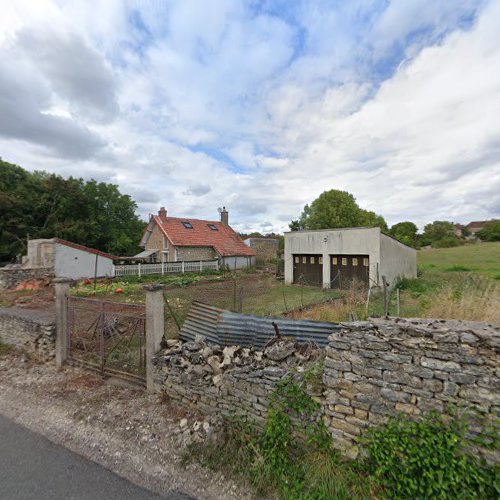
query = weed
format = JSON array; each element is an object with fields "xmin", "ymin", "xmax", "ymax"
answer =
[
  {"xmin": 363, "ymin": 412, "xmax": 498, "ymax": 499},
  {"xmin": 0, "ymin": 341, "xmax": 13, "ymax": 355},
  {"xmin": 445, "ymin": 265, "xmax": 472, "ymax": 272}
]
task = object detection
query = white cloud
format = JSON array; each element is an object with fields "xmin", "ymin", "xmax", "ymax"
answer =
[{"xmin": 0, "ymin": 0, "xmax": 498, "ymax": 234}]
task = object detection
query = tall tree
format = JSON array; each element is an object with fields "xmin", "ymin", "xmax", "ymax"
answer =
[
  {"xmin": 476, "ymin": 221, "xmax": 500, "ymax": 242},
  {"xmin": 0, "ymin": 159, "xmax": 145, "ymax": 262},
  {"xmin": 290, "ymin": 190, "xmax": 387, "ymax": 231},
  {"xmin": 421, "ymin": 221, "xmax": 461, "ymax": 248},
  {"xmin": 389, "ymin": 221, "xmax": 419, "ymax": 248}
]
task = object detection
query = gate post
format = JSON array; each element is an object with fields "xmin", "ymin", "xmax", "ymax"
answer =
[
  {"xmin": 53, "ymin": 277, "xmax": 71, "ymax": 368},
  {"xmin": 145, "ymin": 284, "xmax": 164, "ymax": 392}
]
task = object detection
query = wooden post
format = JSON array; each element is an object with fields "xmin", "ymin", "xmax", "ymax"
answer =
[
  {"xmin": 181, "ymin": 261, "xmax": 185, "ymax": 274},
  {"xmin": 145, "ymin": 284, "xmax": 164, "ymax": 392},
  {"xmin": 138, "ymin": 262, "xmax": 141, "ymax": 277},
  {"xmin": 382, "ymin": 275, "xmax": 389, "ymax": 318},
  {"xmin": 396, "ymin": 287, "xmax": 401, "ymax": 317},
  {"xmin": 54, "ymin": 278, "xmax": 71, "ymax": 368},
  {"xmin": 199, "ymin": 260, "xmax": 202, "ymax": 272},
  {"xmin": 161, "ymin": 261, "xmax": 164, "ymax": 275}
]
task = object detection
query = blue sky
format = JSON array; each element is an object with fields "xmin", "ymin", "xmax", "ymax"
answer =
[{"xmin": 0, "ymin": 0, "xmax": 499, "ymax": 233}]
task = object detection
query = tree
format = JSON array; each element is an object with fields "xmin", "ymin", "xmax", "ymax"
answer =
[
  {"xmin": 421, "ymin": 221, "xmax": 461, "ymax": 248},
  {"xmin": 476, "ymin": 221, "xmax": 500, "ymax": 241},
  {"xmin": 389, "ymin": 221, "xmax": 419, "ymax": 248},
  {"xmin": 0, "ymin": 159, "xmax": 145, "ymax": 262},
  {"xmin": 290, "ymin": 190, "xmax": 387, "ymax": 231}
]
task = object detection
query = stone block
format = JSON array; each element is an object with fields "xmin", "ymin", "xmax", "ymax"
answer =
[
  {"xmin": 421, "ymin": 357, "xmax": 461, "ymax": 372},
  {"xmin": 381, "ymin": 388, "xmax": 411, "ymax": 403}
]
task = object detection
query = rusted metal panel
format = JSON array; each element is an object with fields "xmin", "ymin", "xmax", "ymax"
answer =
[{"xmin": 180, "ymin": 301, "xmax": 339, "ymax": 348}]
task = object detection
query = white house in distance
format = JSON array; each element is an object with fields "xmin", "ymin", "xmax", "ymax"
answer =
[
  {"xmin": 284, "ymin": 227, "xmax": 416, "ymax": 288},
  {"xmin": 23, "ymin": 238, "xmax": 116, "ymax": 279}
]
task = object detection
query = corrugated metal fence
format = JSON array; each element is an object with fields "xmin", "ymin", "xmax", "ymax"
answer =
[{"xmin": 180, "ymin": 301, "xmax": 341, "ymax": 348}]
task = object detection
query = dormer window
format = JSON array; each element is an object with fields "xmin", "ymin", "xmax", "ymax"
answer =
[
  {"xmin": 182, "ymin": 221, "xmax": 193, "ymax": 229},
  {"xmin": 207, "ymin": 224, "xmax": 218, "ymax": 231}
]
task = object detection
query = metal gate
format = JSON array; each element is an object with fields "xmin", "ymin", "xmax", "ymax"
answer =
[
  {"xmin": 67, "ymin": 297, "xmax": 146, "ymax": 386},
  {"xmin": 330, "ymin": 254, "xmax": 369, "ymax": 288},
  {"xmin": 293, "ymin": 254, "xmax": 323, "ymax": 286}
]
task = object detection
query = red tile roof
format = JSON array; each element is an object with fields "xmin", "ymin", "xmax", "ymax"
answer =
[
  {"xmin": 54, "ymin": 238, "xmax": 118, "ymax": 260},
  {"xmin": 153, "ymin": 216, "xmax": 255, "ymax": 257},
  {"xmin": 466, "ymin": 220, "xmax": 496, "ymax": 230}
]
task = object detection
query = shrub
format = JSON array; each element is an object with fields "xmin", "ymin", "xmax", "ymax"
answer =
[{"xmin": 364, "ymin": 413, "xmax": 498, "ymax": 499}]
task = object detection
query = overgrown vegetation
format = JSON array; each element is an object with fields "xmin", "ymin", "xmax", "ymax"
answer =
[
  {"xmin": 184, "ymin": 367, "xmax": 375, "ymax": 499},
  {"xmin": 0, "ymin": 340, "xmax": 13, "ymax": 355},
  {"xmin": 364, "ymin": 412, "xmax": 498, "ymax": 499},
  {"xmin": 184, "ymin": 368, "xmax": 498, "ymax": 499}
]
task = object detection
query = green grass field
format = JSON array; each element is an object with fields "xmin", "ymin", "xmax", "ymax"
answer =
[{"xmin": 418, "ymin": 242, "xmax": 500, "ymax": 279}]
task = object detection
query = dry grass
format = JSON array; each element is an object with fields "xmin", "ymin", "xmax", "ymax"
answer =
[{"xmin": 422, "ymin": 279, "xmax": 500, "ymax": 323}]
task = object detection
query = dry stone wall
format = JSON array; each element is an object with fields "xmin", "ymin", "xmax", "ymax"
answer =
[
  {"xmin": 0, "ymin": 307, "xmax": 56, "ymax": 360},
  {"xmin": 0, "ymin": 267, "xmax": 53, "ymax": 290},
  {"xmin": 153, "ymin": 318, "xmax": 499, "ymax": 460}
]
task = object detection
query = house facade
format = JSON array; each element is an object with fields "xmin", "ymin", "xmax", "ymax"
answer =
[
  {"xmin": 139, "ymin": 207, "xmax": 255, "ymax": 270},
  {"xmin": 243, "ymin": 237, "xmax": 279, "ymax": 262},
  {"xmin": 23, "ymin": 238, "xmax": 116, "ymax": 279},
  {"xmin": 284, "ymin": 227, "xmax": 416, "ymax": 288}
]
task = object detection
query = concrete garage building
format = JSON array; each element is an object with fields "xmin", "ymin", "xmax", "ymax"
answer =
[{"xmin": 284, "ymin": 227, "xmax": 416, "ymax": 288}]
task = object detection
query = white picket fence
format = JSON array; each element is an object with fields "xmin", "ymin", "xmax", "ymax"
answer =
[{"xmin": 113, "ymin": 259, "xmax": 219, "ymax": 277}]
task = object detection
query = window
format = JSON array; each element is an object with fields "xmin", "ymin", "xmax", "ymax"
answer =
[
  {"xmin": 332, "ymin": 257, "xmax": 337, "ymax": 265},
  {"xmin": 207, "ymin": 224, "xmax": 218, "ymax": 231},
  {"xmin": 352, "ymin": 258, "xmax": 358, "ymax": 266},
  {"xmin": 341, "ymin": 258, "xmax": 347, "ymax": 266},
  {"xmin": 363, "ymin": 258, "xmax": 369, "ymax": 267},
  {"xmin": 310, "ymin": 256, "xmax": 315, "ymax": 264},
  {"xmin": 294, "ymin": 256, "xmax": 299, "ymax": 264},
  {"xmin": 182, "ymin": 221, "xmax": 193, "ymax": 229},
  {"xmin": 319, "ymin": 257, "xmax": 323, "ymax": 264},
  {"xmin": 302, "ymin": 256, "xmax": 307, "ymax": 264}
]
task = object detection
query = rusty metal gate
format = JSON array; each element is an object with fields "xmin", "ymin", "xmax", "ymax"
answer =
[
  {"xmin": 67, "ymin": 297, "xmax": 146, "ymax": 386},
  {"xmin": 292, "ymin": 254, "xmax": 323, "ymax": 286},
  {"xmin": 330, "ymin": 254, "xmax": 369, "ymax": 289}
]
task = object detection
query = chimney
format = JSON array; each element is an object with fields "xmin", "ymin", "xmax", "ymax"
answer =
[
  {"xmin": 220, "ymin": 206, "xmax": 229, "ymax": 226},
  {"xmin": 158, "ymin": 207, "xmax": 167, "ymax": 221}
]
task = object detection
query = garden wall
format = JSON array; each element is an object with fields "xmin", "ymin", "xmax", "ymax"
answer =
[
  {"xmin": 153, "ymin": 317, "xmax": 499, "ymax": 460},
  {"xmin": 0, "ymin": 307, "xmax": 56, "ymax": 360},
  {"xmin": 0, "ymin": 267, "xmax": 53, "ymax": 290}
]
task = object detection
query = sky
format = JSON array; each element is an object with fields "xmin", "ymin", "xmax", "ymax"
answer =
[{"xmin": 0, "ymin": 0, "xmax": 499, "ymax": 233}]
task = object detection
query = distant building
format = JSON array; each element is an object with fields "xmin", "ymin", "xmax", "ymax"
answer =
[
  {"xmin": 466, "ymin": 220, "xmax": 498, "ymax": 236},
  {"xmin": 23, "ymin": 238, "xmax": 116, "ymax": 279},
  {"xmin": 284, "ymin": 227, "xmax": 416, "ymax": 288},
  {"xmin": 243, "ymin": 237, "xmax": 279, "ymax": 261},
  {"xmin": 139, "ymin": 207, "xmax": 255, "ymax": 270}
]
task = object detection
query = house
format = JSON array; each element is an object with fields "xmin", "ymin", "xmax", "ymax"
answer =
[
  {"xmin": 453, "ymin": 224, "xmax": 464, "ymax": 238},
  {"xmin": 466, "ymin": 220, "xmax": 498, "ymax": 236},
  {"xmin": 139, "ymin": 207, "xmax": 255, "ymax": 270},
  {"xmin": 23, "ymin": 238, "xmax": 116, "ymax": 279},
  {"xmin": 243, "ymin": 237, "xmax": 279, "ymax": 262},
  {"xmin": 284, "ymin": 227, "xmax": 416, "ymax": 288}
]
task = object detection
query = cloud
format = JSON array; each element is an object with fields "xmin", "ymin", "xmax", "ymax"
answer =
[{"xmin": 0, "ymin": 0, "xmax": 497, "ymax": 233}]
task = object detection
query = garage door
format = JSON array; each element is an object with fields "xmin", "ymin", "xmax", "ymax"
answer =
[
  {"xmin": 293, "ymin": 254, "xmax": 323, "ymax": 286},
  {"xmin": 330, "ymin": 255, "xmax": 369, "ymax": 289}
]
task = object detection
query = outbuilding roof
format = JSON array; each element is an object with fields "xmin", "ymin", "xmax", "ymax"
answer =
[
  {"xmin": 151, "ymin": 216, "xmax": 255, "ymax": 257},
  {"xmin": 53, "ymin": 238, "xmax": 118, "ymax": 260}
]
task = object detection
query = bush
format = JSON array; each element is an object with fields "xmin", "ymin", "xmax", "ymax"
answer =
[{"xmin": 364, "ymin": 413, "xmax": 498, "ymax": 499}]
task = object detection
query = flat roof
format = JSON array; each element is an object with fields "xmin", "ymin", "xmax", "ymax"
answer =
[{"xmin": 284, "ymin": 226, "xmax": 378, "ymax": 234}]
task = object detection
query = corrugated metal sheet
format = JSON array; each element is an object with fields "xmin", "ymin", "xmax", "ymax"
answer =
[{"xmin": 180, "ymin": 301, "xmax": 340, "ymax": 348}]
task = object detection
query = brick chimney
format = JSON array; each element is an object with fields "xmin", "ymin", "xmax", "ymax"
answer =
[
  {"xmin": 220, "ymin": 206, "xmax": 229, "ymax": 226},
  {"xmin": 158, "ymin": 207, "xmax": 167, "ymax": 221}
]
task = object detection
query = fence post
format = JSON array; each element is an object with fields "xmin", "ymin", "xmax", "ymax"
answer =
[
  {"xmin": 138, "ymin": 262, "xmax": 141, "ymax": 277},
  {"xmin": 161, "ymin": 261, "xmax": 164, "ymax": 275},
  {"xmin": 145, "ymin": 284, "xmax": 164, "ymax": 392},
  {"xmin": 53, "ymin": 277, "xmax": 71, "ymax": 368},
  {"xmin": 182, "ymin": 261, "xmax": 185, "ymax": 274},
  {"xmin": 199, "ymin": 260, "xmax": 202, "ymax": 272}
]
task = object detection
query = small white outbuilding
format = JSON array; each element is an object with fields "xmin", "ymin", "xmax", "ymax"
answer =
[
  {"xmin": 24, "ymin": 238, "xmax": 116, "ymax": 280},
  {"xmin": 284, "ymin": 227, "xmax": 416, "ymax": 288}
]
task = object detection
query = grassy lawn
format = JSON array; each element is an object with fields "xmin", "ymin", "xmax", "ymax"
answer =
[{"xmin": 418, "ymin": 241, "xmax": 500, "ymax": 278}]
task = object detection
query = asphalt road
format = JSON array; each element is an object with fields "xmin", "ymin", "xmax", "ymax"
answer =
[{"xmin": 0, "ymin": 415, "xmax": 193, "ymax": 500}]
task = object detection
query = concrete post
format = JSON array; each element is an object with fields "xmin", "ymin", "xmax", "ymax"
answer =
[
  {"xmin": 145, "ymin": 284, "xmax": 164, "ymax": 392},
  {"xmin": 53, "ymin": 277, "xmax": 71, "ymax": 368}
]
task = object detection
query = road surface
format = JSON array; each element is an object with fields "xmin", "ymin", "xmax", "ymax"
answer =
[{"xmin": 0, "ymin": 415, "xmax": 193, "ymax": 500}]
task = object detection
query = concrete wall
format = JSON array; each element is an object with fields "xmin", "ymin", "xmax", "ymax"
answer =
[
  {"xmin": 379, "ymin": 234, "xmax": 417, "ymax": 285},
  {"xmin": 222, "ymin": 255, "xmax": 255, "ymax": 270},
  {"xmin": 54, "ymin": 244, "xmax": 114, "ymax": 279},
  {"xmin": 154, "ymin": 318, "xmax": 499, "ymax": 461},
  {"xmin": 0, "ymin": 307, "xmax": 56, "ymax": 360},
  {"xmin": 24, "ymin": 239, "xmax": 55, "ymax": 267},
  {"xmin": 284, "ymin": 228, "xmax": 381, "ymax": 287}
]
